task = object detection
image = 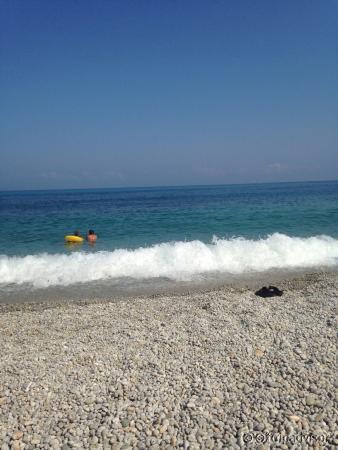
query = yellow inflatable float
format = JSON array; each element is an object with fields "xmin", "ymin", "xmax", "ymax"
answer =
[{"xmin": 64, "ymin": 235, "xmax": 84, "ymax": 243}]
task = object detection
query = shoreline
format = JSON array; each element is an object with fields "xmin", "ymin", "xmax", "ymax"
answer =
[
  {"xmin": 0, "ymin": 271, "xmax": 337, "ymax": 448},
  {"xmin": 0, "ymin": 268, "xmax": 337, "ymax": 309}
]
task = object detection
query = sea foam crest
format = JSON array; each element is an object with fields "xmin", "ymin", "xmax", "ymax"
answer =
[{"xmin": 0, "ymin": 233, "xmax": 337, "ymax": 288}]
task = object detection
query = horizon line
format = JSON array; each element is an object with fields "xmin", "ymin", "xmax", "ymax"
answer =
[{"xmin": 0, "ymin": 178, "xmax": 337, "ymax": 193}]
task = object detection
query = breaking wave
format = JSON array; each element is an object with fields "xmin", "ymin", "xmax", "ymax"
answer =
[{"xmin": 0, "ymin": 233, "xmax": 337, "ymax": 288}]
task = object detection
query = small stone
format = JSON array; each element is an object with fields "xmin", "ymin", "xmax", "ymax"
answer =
[
  {"xmin": 211, "ymin": 397, "xmax": 221, "ymax": 406},
  {"xmin": 51, "ymin": 439, "xmax": 60, "ymax": 449},
  {"xmin": 285, "ymin": 424, "xmax": 294, "ymax": 434},
  {"xmin": 266, "ymin": 378, "xmax": 279, "ymax": 388},
  {"xmin": 121, "ymin": 419, "xmax": 129, "ymax": 427},
  {"xmin": 159, "ymin": 425, "xmax": 168, "ymax": 434},
  {"xmin": 254, "ymin": 422, "xmax": 264, "ymax": 431},
  {"xmin": 13, "ymin": 432, "xmax": 24, "ymax": 440},
  {"xmin": 31, "ymin": 436, "xmax": 41, "ymax": 445},
  {"xmin": 170, "ymin": 436, "xmax": 177, "ymax": 446},
  {"xmin": 135, "ymin": 422, "xmax": 143, "ymax": 431},
  {"xmin": 289, "ymin": 415, "xmax": 301, "ymax": 422},
  {"xmin": 160, "ymin": 419, "xmax": 170, "ymax": 433},
  {"xmin": 305, "ymin": 395, "xmax": 316, "ymax": 406},
  {"xmin": 314, "ymin": 414, "xmax": 324, "ymax": 422},
  {"xmin": 255, "ymin": 349, "xmax": 264, "ymax": 357},
  {"xmin": 243, "ymin": 385, "xmax": 250, "ymax": 395},
  {"xmin": 12, "ymin": 443, "xmax": 23, "ymax": 450},
  {"xmin": 305, "ymin": 359, "xmax": 314, "ymax": 365}
]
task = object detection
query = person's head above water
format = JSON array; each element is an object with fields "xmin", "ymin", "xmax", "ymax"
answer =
[
  {"xmin": 74, "ymin": 230, "xmax": 81, "ymax": 236},
  {"xmin": 87, "ymin": 229, "xmax": 97, "ymax": 242}
]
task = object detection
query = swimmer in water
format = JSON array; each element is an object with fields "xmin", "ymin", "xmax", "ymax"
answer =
[{"xmin": 86, "ymin": 229, "xmax": 97, "ymax": 243}]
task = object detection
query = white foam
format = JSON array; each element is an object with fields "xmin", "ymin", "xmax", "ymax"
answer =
[{"xmin": 0, "ymin": 233, "xmax": 337, "ymax": 288}]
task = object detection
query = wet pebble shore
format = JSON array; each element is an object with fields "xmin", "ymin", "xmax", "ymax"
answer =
[{"xmin": 0, "ymin": 272, "xmax": 337, "ymax": 449}]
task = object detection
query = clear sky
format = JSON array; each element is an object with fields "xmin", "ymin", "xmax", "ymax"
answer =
[{"xmin": 1, "ymin": 0, "xmax": 337, "ymax": 190}]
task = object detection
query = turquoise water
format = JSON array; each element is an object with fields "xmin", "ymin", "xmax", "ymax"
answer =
[
  {"xmin": 1, "ymin": 181, "xmax": 337, "ymax": 256},
  {"xmin": 0, "ymin": 180, "xmax": 337, "ymax": 290}
]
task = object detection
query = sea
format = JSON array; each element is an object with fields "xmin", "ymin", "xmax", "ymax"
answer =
[{"xmin": 0, "ymin": 180, "xmax": 338, "ymax": 301}]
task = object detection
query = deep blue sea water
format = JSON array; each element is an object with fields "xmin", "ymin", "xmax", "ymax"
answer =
[{"xmin": 0, "ymin": 181, "xmax": 337, "ymax": 291}]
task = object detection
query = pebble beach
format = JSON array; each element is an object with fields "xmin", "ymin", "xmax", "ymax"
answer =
[{"xmin": 0, "ymin": 272, "xmax": 337, "ymax": 449}]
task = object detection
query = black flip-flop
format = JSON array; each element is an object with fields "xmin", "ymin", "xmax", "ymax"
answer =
[{"xmin": 255, "ymin": 285, "xmax": 283, "ymax": 298}]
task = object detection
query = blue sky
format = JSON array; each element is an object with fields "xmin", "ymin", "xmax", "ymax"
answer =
[{"xmin": 1, "ymin": 0, "xmax": 337, "ymax": 190}]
